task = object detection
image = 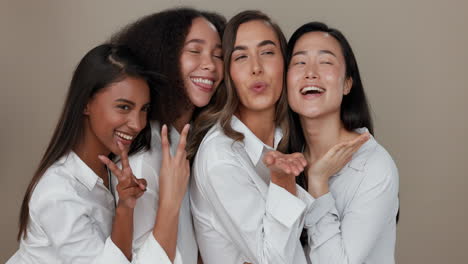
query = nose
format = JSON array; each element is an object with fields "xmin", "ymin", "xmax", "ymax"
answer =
[
  {"xmin": 305, "ymin": 63, "xmax": 318, "ymax": 80},
  {"xmin": 201, "ymin": 53, "xmax": 216, "ymax": 71},
  {"xmin": 251, "ymin": 56, "xmax": 263, "ymax": 76},
  {"xmin": 128, "ymin": 111, "xmax": 145, "ymax": 133}
]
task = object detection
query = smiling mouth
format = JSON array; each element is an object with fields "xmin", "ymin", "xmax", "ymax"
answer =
[
  {"xmin": 300, "ymin": 86, "xmax": 325, "ymax": 95},
  {"xmin": 191, "ymin": 77, "xmax": 215, "ymax": 90},
  {"xmin": 115, "ymin": 131, "xmax": 134, "ymax": 141}
]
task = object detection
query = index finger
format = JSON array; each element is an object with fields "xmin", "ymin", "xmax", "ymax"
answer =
[
  {"xmin": 98, "ymin": 155, "xmax": 123, "ymax": 180},
  {"xmin": 118, "ymin": 141, "xmax": 131, "ymax": 170},
  {"xmin": 175, "ymin": 124, "xmax": 190, "ymax": 161},
  {"xmin": 350, "ymin": 132, "xmax": 370, "ymax": 147},
  {"xmin": 161, "ymin": 124, "xmax": 171, "ymax": 162}
]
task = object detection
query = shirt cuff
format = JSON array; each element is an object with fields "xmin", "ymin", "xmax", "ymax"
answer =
[
  {"xmin": 133, "ymin": 232, "xmax": 182, "ymax": 264},
  {"xmin": 265, "ymin": 182, "xmax": 306, "ymax": 228},
  {"xmin": 104, "ymin": 237, "xmax": 131, "ymax": 264},
  {"xmin": 296, "ymin": 184, "xmax": 315, "ymax": 208},
  {"xmin": 304, "ymin": 192, "xmax": 336, "ymax": 228}
]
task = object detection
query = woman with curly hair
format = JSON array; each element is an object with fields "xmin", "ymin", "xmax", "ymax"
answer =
[{"xmin": 111, "ymin": 7, "xmax": 226, "ymax": 264}]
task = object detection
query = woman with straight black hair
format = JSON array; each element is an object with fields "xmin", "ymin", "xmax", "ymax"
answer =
[
  {"xmin": 111, "ymin": 7, "xmax": 226, "ymax": 264},
  {"xmin": 7, "ymin": 44, "xmax": 186, "ymax": 264},
  {"xmin": 287, "ymin": 22, "xmax": 399, "ymax": 263}
]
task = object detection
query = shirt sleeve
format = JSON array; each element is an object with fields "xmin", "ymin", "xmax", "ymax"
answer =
[
  {"xmin": 35, "ymin": 191, "xmax": 130, "ymax": 264},
  {"xmin": 200, "ymin": 160, "xmax": 307, "ymax": 264},
  {"xmin": 304, "ymin": 159, "xmax": 399, "ymax": 264},
  {"xmin": 133, "ymin": 232, "xmax": 182, "ymax": 264}
]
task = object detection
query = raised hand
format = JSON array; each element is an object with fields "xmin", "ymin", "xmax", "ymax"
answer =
[
  {"xmin": 263, "ymin": 151, "xmax": 307, "ymax": 195},
  {"xmin": 158, "ymin": 124, "xmax": 191, "ymax": 210},
  {"xmin": 98, "ymin": 141, "xmax": 147, "ymax": 209},
  {"xmin": 306, "ymin": 133, "xmax": 370, "ymax": 197},
  {"xmin": 263, "ymin": 151, "xmax": 307, "ymax": 176}
]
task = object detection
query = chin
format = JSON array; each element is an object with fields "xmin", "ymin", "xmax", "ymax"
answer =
[{"xmin": 191, "ymin": 96, "xmax": 212, "ymax": 108}]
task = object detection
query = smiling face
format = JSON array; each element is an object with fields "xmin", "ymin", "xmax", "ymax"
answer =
[
  {"xmin": 84, "ymin": 76, "xmax": 150, "ymax": 155},
  {"xmin": 287, "ymin": 31, "xmax": 352, "ymax": 120},
  {"xmin": 230, "ymin": 20, "xmax": 284, "ymax": 113},
  {"xmin": 180, "ymin": 17, "xmax": 223, "ymax": 108}
]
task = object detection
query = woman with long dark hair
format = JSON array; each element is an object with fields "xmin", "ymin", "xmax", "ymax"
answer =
[
  {"xmin": 287, "ymin": 22, "xmax": 399, "ymax": 263},
  {"xmin": 188, "ymin": 11, "xmax": 366, "ymax": 264},
  {"xmin": 7, "ymin": 44, "xmax": 186, "ymax": 263},
  {"xmin": 111, "ymin": 8, "xmax": 226, "ymax": 264}
]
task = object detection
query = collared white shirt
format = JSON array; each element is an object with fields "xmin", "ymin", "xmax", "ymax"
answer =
[
  {"xmin": 112, "ymin": 121, "xmax": 197, "ymax": 264},
  {"xmin": 303, "ymin": 128, "xmax": 399, "ymax": 264},
  {"xmin": 190, "ymin": 116, "xmax": 314, "ymax": 264},
  {"xmin": 7, "ymin": 151, "xmax": 171, "ymax": 264}
]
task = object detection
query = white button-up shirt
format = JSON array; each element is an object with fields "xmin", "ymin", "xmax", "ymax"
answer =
[
  {"xmin": 191, "ymin": 116, "xmax": 314, "ymax": 264},
  {"xmin": 7, "ymin": 151, "xmax": 172, "ymax": 264},
  {"xmin": 303, "ymin": 128, "xmax": 399, "ymax": 264},
  {"xmin": 112, "ymin": 121, "xmax": 197, "ymax": 264}
]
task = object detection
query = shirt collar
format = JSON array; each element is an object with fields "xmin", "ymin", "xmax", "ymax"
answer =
[
  {"xmin": 346, "ymin": 127, "xmax": 378, "ymax": 171},
  {"xmin": 62, "ymin": 151, "xmax": 100, "ymax": 191},
  {"xmin": 231, "ymin": 115, "xmax": 283, "ymax": 166}
]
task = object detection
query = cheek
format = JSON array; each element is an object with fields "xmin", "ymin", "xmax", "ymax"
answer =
[
  {"xmin": 216, "ymin": 60, "xmax": 224, "ymax": 79},
  {"xmin": 180, "ymin": 54, "xmax": 197, "ymax": 78}
]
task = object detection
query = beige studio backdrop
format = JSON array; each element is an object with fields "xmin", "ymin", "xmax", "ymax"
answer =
[{"xmin": 1, "ymin": 0, "xmax": 467, "ymax": 262}]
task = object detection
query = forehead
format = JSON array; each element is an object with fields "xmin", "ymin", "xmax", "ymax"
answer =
[
  {"xmin": 235, "ymin": 20, "xmax": 279, "ymax": 45},
  {"xmin": 186, "ymin": 17, "xmax": 219, "ymax": 39},
  {"xmin": 98, "ymin": 77, "xmax": 149, "ymax": 101},
  {"xmin": 293, "ymin": 31, "xmax": 342, "ymax": 55}
]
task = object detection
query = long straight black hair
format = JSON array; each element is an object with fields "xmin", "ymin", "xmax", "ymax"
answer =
[
  {"xmin": 288, "ymin": 22, "xmax": 373, "ymax": 160},
  {"xmin": 17, "ymin": 44, "xmax": 159, "ymax": 240}
]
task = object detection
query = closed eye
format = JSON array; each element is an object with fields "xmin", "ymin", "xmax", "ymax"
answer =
[
  {"xmin": 234, "ymin": 55, "xmax": 247, "ymax": 61},
  {"xmin": 261, "ymin": 51, "xmax": 275, "ymax": 55}
]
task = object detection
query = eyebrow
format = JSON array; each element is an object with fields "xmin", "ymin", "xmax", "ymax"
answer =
[
  {"xmin": 115, "ymin": 98, "xmax": 135, "ymax": 106},
  {"xmin": 291, "ymin": 49, "xmax": 337, "ymax": 58},
  {"xmin": 233, "ymin": 39, "xmax": 277, "ymax": 52},
  {"xmin": 186, "ymin": 38, "xmax": 222, "ymax": 49}
]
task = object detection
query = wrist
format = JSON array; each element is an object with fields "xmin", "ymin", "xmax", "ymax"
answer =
[
  {"xmin": 115, "ymin": 204, "xmax": 134, "ymax": 215},
  {"xmin": 307, "ymin": 179, "xmax": 329, "ymax": 198}
]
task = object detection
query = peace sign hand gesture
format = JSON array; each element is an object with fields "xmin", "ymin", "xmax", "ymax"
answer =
[
  {"xmin": 98, "ymin": 141, "xmax": 147, "ymax": 209},
  {"xmin": 158, "ymin": 124, "xmax": 191, "ymax": 211}
]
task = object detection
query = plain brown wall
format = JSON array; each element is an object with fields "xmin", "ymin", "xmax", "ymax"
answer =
[{"xmin": 1, "ymin": 0, "xmax": 467, "ymax": 262}]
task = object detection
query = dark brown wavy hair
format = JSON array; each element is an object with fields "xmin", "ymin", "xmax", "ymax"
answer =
[
  {"xmin": 187, "ymin": 10, "xmax": 290, "ymax": 160},
  {"xmin": 111, "ymin": 7, "xmax": 226, "ymax": 130}
]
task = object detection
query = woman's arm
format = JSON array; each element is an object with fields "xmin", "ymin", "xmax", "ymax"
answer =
[
  {"xmin": 193, "ymin": 151, "xmax": 307, "ymax": 264},
  {"xmin": 305, "ymin": 151, "xmax": 399, "ymax": 264}
]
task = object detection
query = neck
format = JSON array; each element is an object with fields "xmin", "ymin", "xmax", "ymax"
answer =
[
  {"xmin": 300, "ymin": 112, "xmax": 354, "ymax": 162},
  {"xmin": 236, "ymin": 105, "xmax": 276, "ymax": 147},
  {"xmin": 173, "ymin": 106, "xmax": 194, "ymax": 133},
  {"xmin": 74, "ymin": 122, "xmax": 110, "ymax": 186}
]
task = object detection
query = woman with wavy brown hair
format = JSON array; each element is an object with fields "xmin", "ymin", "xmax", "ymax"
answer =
[{"xmin": 111, "ymin": 7, "xmax": 226, "ymax": 264}]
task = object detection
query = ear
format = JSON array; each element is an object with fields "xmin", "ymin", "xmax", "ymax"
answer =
[
  {"xmin": 343, "ymin": 77, "xmax": 353, "ymax": 95},
  {"xmin": 83, "ymin": 102, "xmax": 91, "ymax": 115}
]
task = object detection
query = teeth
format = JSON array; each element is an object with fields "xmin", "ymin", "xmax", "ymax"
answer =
[
  {"xmin": 300, "ymin": 86, "xmax": 325, "ymax": 94},
  {"xmin": 191, "ymin": 77, "xmax": 214, "ymax": 85},
  {"xmin": 116, "ymin": 131, "xmax": 134, "ymax": 141}
]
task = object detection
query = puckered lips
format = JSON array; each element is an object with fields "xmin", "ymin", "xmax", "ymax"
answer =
[
  {"xmin": 300, "ymin": 84, "xmax": 326, "ymax": 99},
  {"xmin": 114, "ymin": 130, "xmax": 136, "ymax": 146},
  {"xmin": 250, "ymin": 81, "xmax": 268, "ymax": 93},
  {"xmin": 190, "ymin": 76, "xmax": 216, "ymax": 93}
]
